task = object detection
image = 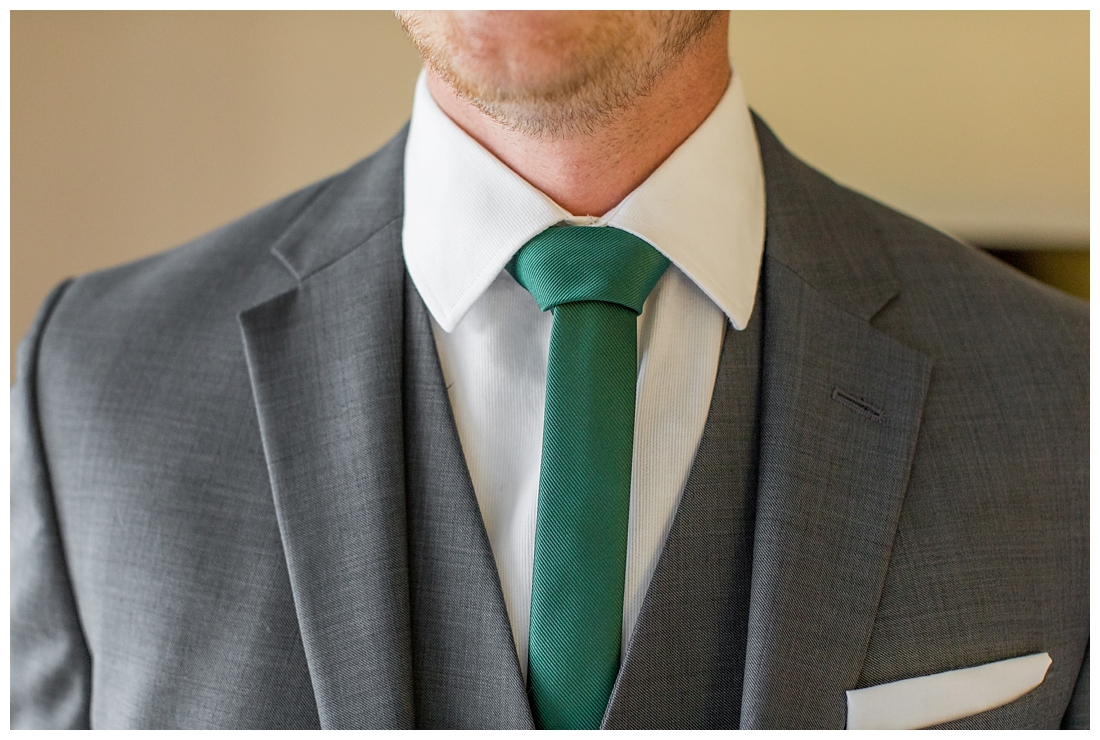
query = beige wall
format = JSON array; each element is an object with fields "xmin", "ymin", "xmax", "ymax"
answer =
[{"xmin": 11, "ymin": 11, "xmax": 1089, "ymax": 380}]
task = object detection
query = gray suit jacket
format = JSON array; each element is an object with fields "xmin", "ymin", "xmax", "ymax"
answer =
[{"xmin": 11, "ymin": 117, "xmax": 1088, "ymax": 729}]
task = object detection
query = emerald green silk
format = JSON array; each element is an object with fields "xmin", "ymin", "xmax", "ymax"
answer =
[{"xmin": 510, "ymin": 226, "xmax": 669, "ymax": 730}]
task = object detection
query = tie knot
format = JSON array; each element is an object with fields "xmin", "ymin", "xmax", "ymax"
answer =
[{"xmin": 509, "ymin": 226, "xmax": 670, "ymax": 314}]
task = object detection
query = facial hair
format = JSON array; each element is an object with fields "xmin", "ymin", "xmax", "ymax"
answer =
[{"xmin": 397, "ymin": 11, "xmax": 721, "ymax": 139}]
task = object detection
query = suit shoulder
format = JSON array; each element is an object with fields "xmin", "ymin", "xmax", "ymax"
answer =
[
  {"xmin": 820, "ymin": 181, "xmax": 1089, "ymax": 409},
  {"xmin": 29, "ymin": 128, "xmax": 408, "ymax": 396},
  {"xmin": 775, "ymin": 147, "xmax": 1089, "ymax": 342},
  {"xmin": 754, "ymin": 114, "xmax": 1085, "ymax": 336},
  {"xmin": 39, "ymin": 124, "xmax": 409, "ymax": 335},
  {"xmin": 24, "ymin": 178, "xmax": 323, "ymax": 414},
  {"xmin": 50, "ymin": 174, "xmax": 329, "ymax": 322},
  {"xmin": 854, "ymin": 189, "xmax": 1087, "ymax": 339},
  {"xmin": 757, "ymin": 122, "xmax": 1087, "ymax": 398}
]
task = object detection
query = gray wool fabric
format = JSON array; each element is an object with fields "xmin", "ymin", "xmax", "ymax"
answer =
[
  {"xmin": 11, "ymin": 115, "xmax": 1088, "ymax": 729},
  {"xmin": 402, "ymin": 275, "xmax": 535, "ymax": 729},
  {"xmin": 602, "ymin": 286, "xmax": 762, "ymax": 730}
]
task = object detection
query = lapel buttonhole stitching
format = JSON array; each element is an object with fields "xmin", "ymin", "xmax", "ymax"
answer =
[{"xmin": 831, "ymin": 387, "xmax": 886, "ymax": 423}]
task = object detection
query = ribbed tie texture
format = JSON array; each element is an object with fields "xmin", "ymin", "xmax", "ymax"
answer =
[{"xmin": 509, "ymin": 225, "xmax": 669, "ymax": 730}]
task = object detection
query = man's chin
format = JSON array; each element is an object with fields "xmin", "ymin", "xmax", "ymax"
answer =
[
  {"xmin": 459, "ymin": 82, "xmax": 632, "ymax": 141},
  {"xmin": 402, "ymin": 10, "xmax": 720, "ymax": 138}
]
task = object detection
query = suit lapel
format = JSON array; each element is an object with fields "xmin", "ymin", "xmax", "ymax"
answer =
[
  {"xmin": 239, "ymin": 127, "xmax": 532, "ymax": 729},
  {"xmin": 606, "ymin": 117, "xmax": 933, "ymax": 728},
  {"xmin": 738, "ymin": 257, "xmax": 932, "ymax": 728},
  {"xmin": 738, "ymin": 118, "xmax": 933, "ymax": 728},
  {"xmin": 239, "ymin": 133, "xmax": 416, "ymax": 728},
  {"xmin": 402, "ymin": 277, "xmax": 535, "ymax": 729}
]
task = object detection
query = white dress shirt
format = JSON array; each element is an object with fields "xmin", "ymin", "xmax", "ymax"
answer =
[{"xmin": 402, "ymin": 68, "xmax": 765, "ymax": 677}]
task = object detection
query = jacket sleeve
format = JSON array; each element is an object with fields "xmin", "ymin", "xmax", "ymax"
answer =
[
  {"xmin": 10, "ymin": 279, "xmax": 92, "ymax": 729},
  {"xmin": 1061, "ymin": 644, "xmax": 1089, "ymax": 730}
]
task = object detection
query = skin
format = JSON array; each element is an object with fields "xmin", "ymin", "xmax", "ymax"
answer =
[{"xmin": 397, "ymin": 11, "xmax": 732, "ymax": 217}]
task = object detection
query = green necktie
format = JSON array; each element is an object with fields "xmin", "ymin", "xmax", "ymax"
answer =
[{"xmin": 510, "ymin": 225, "xmax": 669, "ymax": 730}]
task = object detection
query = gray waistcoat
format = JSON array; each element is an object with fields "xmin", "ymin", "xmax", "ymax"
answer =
[{"xmin": 403, "ymin": 274, "xmax": 763, "ymax": 728}]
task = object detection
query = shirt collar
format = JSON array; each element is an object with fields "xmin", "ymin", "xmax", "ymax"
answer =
[{"xmin": 402, "ymin": 68, "xmax": 765, "ymax": 332}]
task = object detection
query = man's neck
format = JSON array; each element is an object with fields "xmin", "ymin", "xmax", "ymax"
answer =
[{"xmin": 424, "ymin": 23, "xmax": 731, "ymax": 218}]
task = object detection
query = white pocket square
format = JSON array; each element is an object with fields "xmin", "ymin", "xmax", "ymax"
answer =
[{"xmin": 845, "ymin": 652, "xmax": 1051, "ymax": 729}]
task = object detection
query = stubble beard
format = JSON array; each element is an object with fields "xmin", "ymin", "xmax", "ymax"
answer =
[{"xmin": 398, "ymin": 11, "xmax": 721, "ymax": 139}]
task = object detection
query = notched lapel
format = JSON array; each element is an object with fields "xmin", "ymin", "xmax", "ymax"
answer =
[
  {"xmin": 740, "ymin": 256, "xmax": 932, "ymax": 729},
  {"xmin": 239, "ymin": 219, "xmax": 415, "ymax": 729}
]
